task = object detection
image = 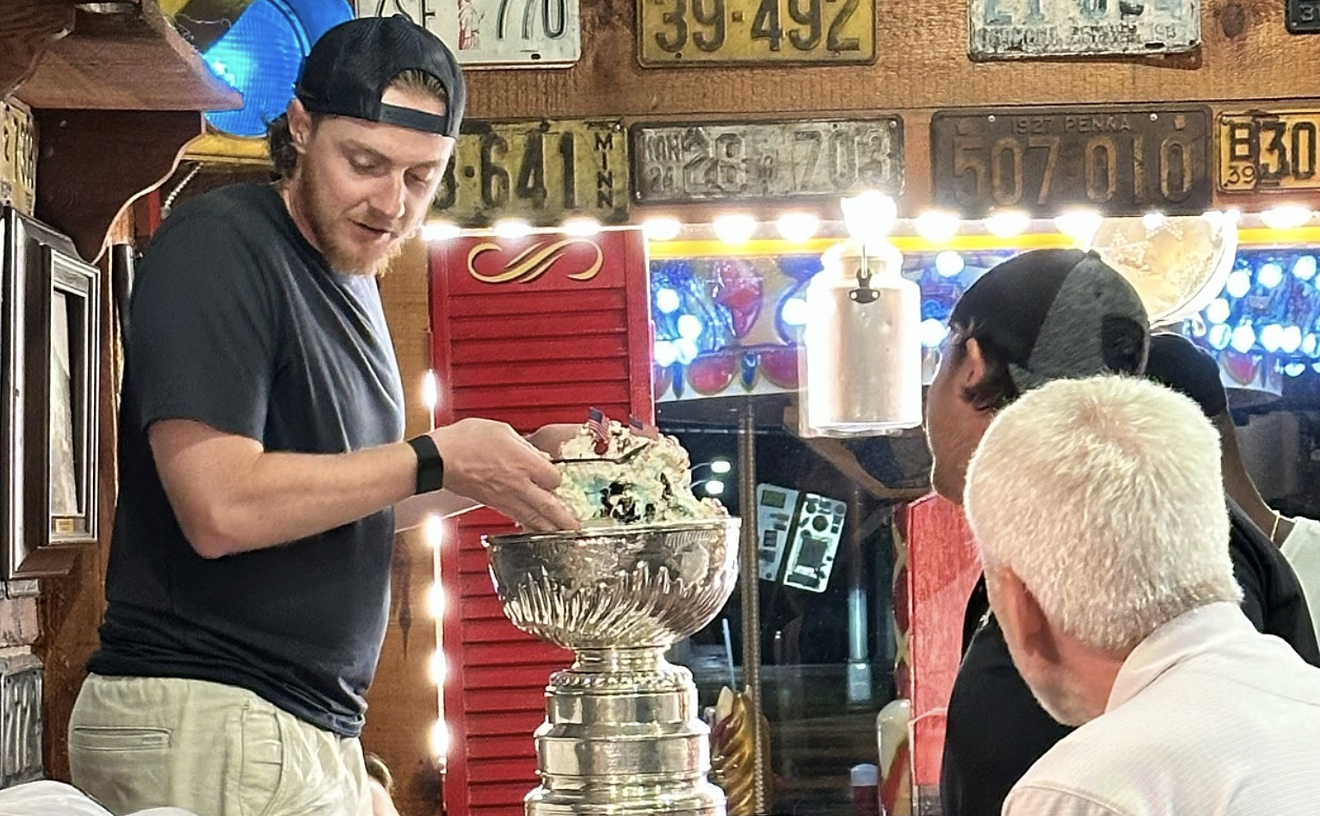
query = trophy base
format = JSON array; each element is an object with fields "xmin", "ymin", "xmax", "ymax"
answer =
[{"xmin": 526, "ymin": 648, "xmax": 727, "ymax": 816}]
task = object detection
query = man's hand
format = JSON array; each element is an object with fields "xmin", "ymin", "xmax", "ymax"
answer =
[
  {"xmin": 525, "ymin": 423, "xmax": 582, "ymax": 457},
  {"xmin": 429, "ymin": 418, "xmax": 579, "ymax": 532}
]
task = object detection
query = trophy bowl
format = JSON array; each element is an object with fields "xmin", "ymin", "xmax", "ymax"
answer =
[{"xmin": 484, "ymin": 518, "xmax": 741, "ymax": 652}]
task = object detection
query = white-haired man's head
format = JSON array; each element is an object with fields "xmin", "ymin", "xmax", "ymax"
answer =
[{"xmin": 964, "ymin": 375, "xmax": 1241, "ymax": 725}]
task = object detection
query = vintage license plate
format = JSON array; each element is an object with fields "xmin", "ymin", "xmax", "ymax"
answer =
[
  {"xmin": 1287, "ymin": 0, "xmax": 1320, "ymax": 33},
  {"xmin": 354, "ymin": 0, "xmax": 581, "ymax": 67},
  {"xmin": 0, "ymin": 99, "xmax": 36, "ymax": 216},
  {"xmin": 931, "ymin": 106, "xmax": 1212, "ymax": 217},
  {"xmin": 631, "ymin": 118, "xmax": 903, "ymax": 204},
  {"xmin": 1218, "ymin": 109, "xmax": 1320, "ymax": 193},
  {"xmin": 637, "ymin": 0, "xmax": 875, "ymax": 66},
  {"xmin": 433, "ymin": 119, "xmax": 629, "ymax": 226},
  {"xmin": 968, "ymin": 0, "xmax": 1199, "ymax": 59}
]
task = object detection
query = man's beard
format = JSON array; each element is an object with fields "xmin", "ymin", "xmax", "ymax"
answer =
[{"xmin": 297, "ymin": 162, "xmax": 407, "ymax": 276}]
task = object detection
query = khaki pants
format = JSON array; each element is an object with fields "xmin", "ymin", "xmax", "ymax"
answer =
[{"xmin": 68, "ymin": 674, "xmax": 372, "ymax": 816}]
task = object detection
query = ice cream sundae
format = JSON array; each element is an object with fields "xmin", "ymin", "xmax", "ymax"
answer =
[{"xmin": 554, "ymin": 417, "xmax": 727, "ymax": 526}]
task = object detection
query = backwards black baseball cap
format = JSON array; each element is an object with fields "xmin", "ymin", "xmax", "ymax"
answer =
[
  {"xmin": 1145, "ymin": 332, "xmax": 1228, "ymax": 419},
  {"xmin": 294, "ymin": 15, "xmax": 466, "ymax": 138},
  {"xmin": 950, "ymin": 248, "xmax": 1150, "ymax": 393}
]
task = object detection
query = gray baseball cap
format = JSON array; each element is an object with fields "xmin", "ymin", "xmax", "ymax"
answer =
[{"xmin": 949, "ymin": 248, "xmax": 1150, "ymax": 393}]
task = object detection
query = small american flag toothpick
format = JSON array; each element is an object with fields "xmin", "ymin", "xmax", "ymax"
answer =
[
  {"xmin": 587, "ymin": 407, "xmax": 610, "ymax": 454},
  {"xmin": 629, "ymin": 415, "xmax": 660, "ymax": 440}
]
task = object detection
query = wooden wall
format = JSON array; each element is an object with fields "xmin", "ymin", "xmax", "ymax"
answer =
[{"xmin": 37, "ymin": 0, "xmax": 1320, "ymax": 812}]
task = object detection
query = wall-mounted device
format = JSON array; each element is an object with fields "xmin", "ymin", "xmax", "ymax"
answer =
[{"xmin": 755, "ymin": 483, "xmax": 846, "ymax": 593}]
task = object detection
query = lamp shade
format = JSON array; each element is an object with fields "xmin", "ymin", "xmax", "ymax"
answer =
[{"xmin": 798, "ymin": 240, "xmax": 923, "ymax": 437}]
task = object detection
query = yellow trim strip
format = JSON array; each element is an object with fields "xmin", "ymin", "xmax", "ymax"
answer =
[{"xmin": 646, "ymin": 227, "xmax": 1320, "ymax": 259}]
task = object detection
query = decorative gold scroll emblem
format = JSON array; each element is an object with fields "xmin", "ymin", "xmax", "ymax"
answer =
[{"xmin": 467, "ymin": 238, "xmax": 604, "ymax": 284}]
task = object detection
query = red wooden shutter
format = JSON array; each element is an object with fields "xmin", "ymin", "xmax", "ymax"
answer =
[{"xmin": 429, "ymin": 229, "xmax": 654, "ymax": 816}]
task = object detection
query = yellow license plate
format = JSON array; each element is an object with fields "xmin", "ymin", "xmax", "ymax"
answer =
[
  {"xmin": 1218, "ymin": 109, "xmax": 1320, "ymax": 192},
  {"xmin": 638, "ymin": 0, "xmax": 875, "ymax": 66},
  {"xmin": 433, "ymin": 118, "xmax": 630, "ymax": 227}
]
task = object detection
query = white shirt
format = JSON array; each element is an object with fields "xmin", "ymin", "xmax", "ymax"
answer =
[
  {"xmin": 1003, "ymin": 603, "xmax": 1320, "ymax": 816},
  {"xmin": 1281, "ymin": 516, "xmax": 1320, "ymax": 639}
]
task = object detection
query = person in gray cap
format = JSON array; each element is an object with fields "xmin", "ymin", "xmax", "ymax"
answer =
[
  {"xmin": 929, "ymin": 252, "xmax": 1320, "ymax": 816},
  {"xmin": 68, "ymin": 16, "xmax": 577, "ymax": 815},
  {"xmin": 926, "ymin": 249, "xmax": 1148, "ymax": 816}
]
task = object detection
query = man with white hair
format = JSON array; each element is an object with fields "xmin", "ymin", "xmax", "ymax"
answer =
[{"xmin": 964, "ymin": 375, "xmax": 1320, "ymax": 815}]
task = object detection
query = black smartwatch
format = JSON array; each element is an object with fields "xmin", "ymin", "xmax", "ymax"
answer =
[{"xmin": 406, "ymin": 435, "xmax": 444, "ymax": 494}]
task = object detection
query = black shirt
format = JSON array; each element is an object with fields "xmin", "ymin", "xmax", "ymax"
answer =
[
  {"xmin": 940, "ymin": 499, "xmax": 1320, "ymax": 816},
  {"xmin": 88, "ymin": 184, "xmax": 405, "ymax": 737}
]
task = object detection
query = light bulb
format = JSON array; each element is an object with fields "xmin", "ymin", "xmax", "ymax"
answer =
[
  {"xmin": 915, "ymin": 210, "xmax": 961, "ymax": 242},
  {"xmin": 935, "ymin": 251, "xmax": 965, "ymax": 277},
  {"xmin": 421, "ymin": 220, "xmax": 462, "ymax": 242},
  {"xmin": 781, "ymin": 296, "xmax": 809, "ymax": 327},
  {"xmin": 643, "ymin": 217, "xmax": 683, "ymax": 241},
  {"xmin": 1257, "ymin": 262, "xmax": 1285, "ymax": 289},
  {"xmin": 655, "ymin": 287, "xmax": 681, "ymax": 314},
  {"xmin": 713, "ymin": 213, "xmax": 757, "ymax": 245},
  {"xmin": 561, "ymin": 216, "xmax": 602, "ymax": 237},
  {"xmin": 423, "ymin": 514, "xmax": 444, "ymax": 550},
  {"xmin": 711, "ymin": 459, "xmax": 732, "ymax": 474},
  {"xmin": 1206, "ymin": 298, "xmax": 1231, "ymax": 325},
  {"xmin": 492, "ymin": 219, "xmax": 533, "ymax": 239},
  {"xmin": 920, "ymin": 318, "xmax": 949, "ymax": 348},
  {"xmin": 1225, "ymin": 270, "xmax": 1253, "ymax": 299},
  {"xmin": 1231, "ymin": 325, "xmax": 1257, "ymax": 353},
  {"xmin": 984, "ymin": 210, "xmax": 1031, "ymax": 238},
  {"xmin": 1260, "ymin": 205, "xmax": 1313, "ymax": 230},
  {"xmin": 776, "ymin": 212, "xmax": 820, "ymax": 242},
  {"xmin": 1053, "ymin": 209, "xmax": 1103, "ymax": 243}
]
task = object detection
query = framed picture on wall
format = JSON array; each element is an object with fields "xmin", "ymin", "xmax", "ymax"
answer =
[{"xmin": 1, "ymin": 207, "xmax": 100, "ymax": 581}]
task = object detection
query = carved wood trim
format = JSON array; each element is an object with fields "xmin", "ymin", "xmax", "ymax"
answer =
[
  {"xmin": 35, "ymin": 109, "xmax": 204, "ymax": 263},
  {"xmin": 0, "ymin": 2, "xmax": 76, "ymax": 100}
]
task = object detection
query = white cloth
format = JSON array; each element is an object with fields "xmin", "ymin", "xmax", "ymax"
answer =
[
  {"xmin": 1003, "ymin": 603, "xmax": 1320, "ymax": 816},
  {"xmin": 0, "ymin": 781, "xmax": 198, "ymax": 816},
  {"xmin": 1281, "ymin": 516, "xmax": 1320, "ymax": 639}
]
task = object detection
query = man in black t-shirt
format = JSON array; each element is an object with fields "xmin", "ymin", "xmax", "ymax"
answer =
[
  {"xmin": 68, "ymin": 16, "xmax": 578, "ymax": 816},
  {"xmin": 925, "ymin": 251, "xmax": 1320, "ymax": 816}
]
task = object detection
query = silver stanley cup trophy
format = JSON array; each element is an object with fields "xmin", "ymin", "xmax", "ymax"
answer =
[{"xmin": 484, "ymin": 517, "xmax": 742, "ymax": 815}]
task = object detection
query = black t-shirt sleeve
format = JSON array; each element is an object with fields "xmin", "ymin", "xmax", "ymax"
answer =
[
  {"xmin": 126, "ymin": 208, "xmax": 280, "ymax": 442},
  {"xmin": 941, "ymin": 616, "xmax": 1075, "ymax": 816}
]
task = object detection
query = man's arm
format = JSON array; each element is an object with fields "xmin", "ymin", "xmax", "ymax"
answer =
[
  {"xmin": 152, "ymin": 416, "xmax": 578, "ymax": 559},
  {"xmin": 394, "ymin": 490, "xmax": 481, "ymax": 531}
]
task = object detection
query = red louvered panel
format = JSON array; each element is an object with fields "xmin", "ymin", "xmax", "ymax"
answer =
[
  {"xmin": 450, "ymin": 311, "xmax": 627, "ymax": 339},
  {"xmin": 431, "ymin": 229, "xmax": 653, "ymax": 816},
  {"xmin": 464, "ymin": 710, "xmax": 546, "ymax": 738},
  {"xmin": 464, "ymin": 664, "xmax": 557, "ymax": 689},
  {"xmin": 449, "ymin": 288, "xmax": 626, "ymax": 317},
  {"xmin": 449, "ymin": 335, "xmax": 631, "ymax": 365},
  {"xmin": 466, "ymin": 735, "xmax": 537, "ymax": 761},
  {"xmin": 450, "ymin": 381, "xmax": 632, "ymax": 411},
  {"xmin": 459, "ymin": 595, "xmax": 507, "ymax": 622},
  {"xmin": 453, "ymin": 359, "xmax": 631, "ymax": 388}
]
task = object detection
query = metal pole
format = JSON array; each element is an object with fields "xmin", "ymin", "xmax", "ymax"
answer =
[{"xmin": 737, "ymin": 402, "xmax": 765, "ymax": 814}]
